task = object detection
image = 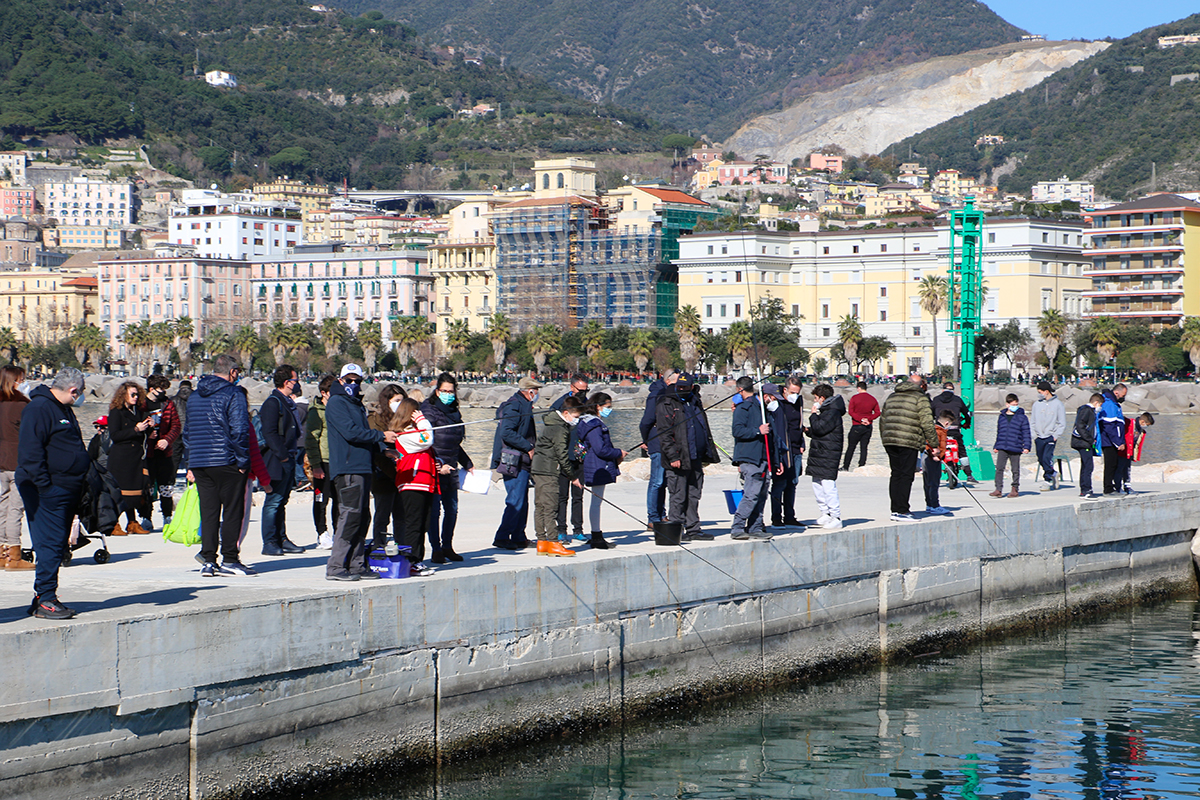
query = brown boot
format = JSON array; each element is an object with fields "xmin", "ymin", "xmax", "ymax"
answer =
[
  {"xmin": 1008, "ymin": 487, "xmax": 1019, "ymax": 498},
  {"xmin": 536, "ymin": 540, "xmax": 576, "ymax": 557},
  {"xmin": 126, "ymin": 521, "xmax": 148, "ymax": 535},
  {"xmin": 110, "ymin": 523, "xmax": 128, "ymax": 537},
  {"xmin": 5, "ymin": 544, "xmax": 33, "ymax": 571},
  {"xmin": 0, "ymin": 543, "xmax": 7, "ymax": 568},
  {"xmin": 988, "ymin": 489, "xmax": 1002, "ymax": 497}
]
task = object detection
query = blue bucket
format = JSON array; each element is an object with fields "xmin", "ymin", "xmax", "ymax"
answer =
[
  {"xmin": 723, "ymin": 489, "xmax": 743, "ymax": 515},
  {"xmin": 368, "ymin": 546, "xmax": 413, "ymax": 579}
]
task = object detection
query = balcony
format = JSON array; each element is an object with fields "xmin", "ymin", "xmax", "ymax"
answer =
[
  {"xmin": 1083, "ymin": 286, "xmax": 1184, "ymax": 298},
  {"xmin": 1084, "ymin": 265, "xmax": 1184, "ymax": 277},
  {"xmin": 437, "ymin": 307, "xmax": 453, "ymax": 317},
  {"xmin": 475, "ymin": 306, "xmax": 492, "ymax": 315},
  {"xmin": 1086, "ymin": 243, "xmax": 1183, "ymax": 256}
]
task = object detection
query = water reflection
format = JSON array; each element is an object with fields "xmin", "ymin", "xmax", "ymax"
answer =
[{"xmin": 322, "ymin": 601, "xmax": 1200, "ymax": 800}]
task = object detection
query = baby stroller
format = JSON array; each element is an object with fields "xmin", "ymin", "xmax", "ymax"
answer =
[{"xmin": 69, "ymin": 417, "xmax": 122, "ymax": 565}]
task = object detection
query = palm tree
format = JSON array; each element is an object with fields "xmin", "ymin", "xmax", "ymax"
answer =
[
  {"xmin": 918, "ymin": 275, "xmax": 948, "ymax": 371},
  {"xmin": 1037, "ymin": 309, "xmax": 1069, "ymax": 377},
  {"xmin": 206, "ymin": 326, "xmax": 232, "ymax": 360},
  {"xmin": 837, "ymin": 314, "xmax": 863, "ymax": 374},
  {"xmin": 580, "ymin": 320, "xmax": 604, "ymax": 361},
  {"xmin": 486, "ymin": 312, "xmax": 510, "ymax": 374},
  {"xmin": 675, "ymin": 305, "xmax": 702, "ymax": 371},
  {"xmin": 320, "ymin": 317, "xmax": 345, "ymax": 359},
  {"xmin": 148, "ymin": 322, "xmax": 175, "ymax": 368},
  {"xmin": 287, "ymin": 323, "xmax": 314, "ymax": 366},
  {"xmin": 393, "ymin": 317, "xmax": 429, "ymax": 371},
  {"xmin": 357, "ymin": 320, "xmax": 383, "ymax": 371},
  {"xmin": 727, "ymin": 320, "xmax": 752, "ymax": 373},
  {"xmin": 628, "ymin": 329, "xmax": 653, "ymax": 375},
  {"xmin": 1090, "ymin": 316, "xmax": 1121, "ymax": 371},
  {"xmin": 445, "ymin": 319, "xmax": 471, "ymax": 355},
  {"xmin": 232, "ymin": 325, "xmax": 259, "ymax": 372},
  {"xmin": 1181, "ymin": 318, "xmax": 1200, "ymax": 381},
  {"xmin": 69, "ymin": 322, "xmax": 105, "ymax": 368},
  {"xmin": 267, "ymin": 321, "xmax": 291, "ymax": 366},
  {"xmin": 121, "ymin": 322, "xmax": 150, "ymax": 376},
  {"xmin": 174, "ymin": 316, "xmax": 194, "ymax": 374},
  {"xmin": 527, "ymin": 324, "xmax": 561, "ymax": 375},
  {"xmin": 0, "ymin": 327, "xmax": 17, "ymax": 364}
]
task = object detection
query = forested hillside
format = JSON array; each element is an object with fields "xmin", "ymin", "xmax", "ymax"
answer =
[
  {"xmin": 341, "ymin": 0, "xmax": 1026, "ymax": 137},
  {"xmin": 894, "ymin": 14, "xmax": 1200, "ymax": 199},
  {"xmin": 0, "ymin": 0, "xmax": 666, "ymax": 187}
]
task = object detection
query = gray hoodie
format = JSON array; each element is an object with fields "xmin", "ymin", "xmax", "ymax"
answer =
[{"xmin": 1030, "ymin": 394, "xmax": 1066, "ymax": 439}]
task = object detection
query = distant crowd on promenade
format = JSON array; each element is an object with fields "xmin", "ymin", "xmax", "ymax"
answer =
[{"xmin": 4, "ymin": 358, "xmax": 1150, "ymax": 620}]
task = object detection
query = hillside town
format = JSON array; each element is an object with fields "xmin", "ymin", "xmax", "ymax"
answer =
[{"xmin": 0, "ymin": 143, "xmax": 1193, "ymax": 378}]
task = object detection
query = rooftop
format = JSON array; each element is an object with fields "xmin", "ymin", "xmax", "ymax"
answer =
[{"xmin": 1091, "ymin": 193, "xmax": 1200, "ymax": 215}]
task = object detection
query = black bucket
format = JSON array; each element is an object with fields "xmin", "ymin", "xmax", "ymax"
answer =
[{"xmin": 653, "ymin": 521, "xmax": 682, "ymax": 546}]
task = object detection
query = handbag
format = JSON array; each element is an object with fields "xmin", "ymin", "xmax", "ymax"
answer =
[
  {"xmin": 162, "ymin": 484, "xmax": 201, "ymax": 546},
  {"xmin": 497, "ymin": 446, "xmax": 529, "ymax": 478}
]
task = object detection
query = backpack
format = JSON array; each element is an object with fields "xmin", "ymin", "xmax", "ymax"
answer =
[{"xmin": 251, "ymin": 395, "xmax": 288, "ymax": 447}]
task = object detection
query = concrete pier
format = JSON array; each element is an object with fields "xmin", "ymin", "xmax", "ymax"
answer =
[{"xmin": 1, "ymin": 475, "xmax": 1196, "ymax": 800}]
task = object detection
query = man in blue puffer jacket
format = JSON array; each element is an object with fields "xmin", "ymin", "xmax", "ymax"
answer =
[
  {"xmin": 183, "ymin": 354, "xmax": 253, "ymax": 577},
  {"xmin": 1098, "ymin": 383, "xmax": 1128, "ymax": 495}
]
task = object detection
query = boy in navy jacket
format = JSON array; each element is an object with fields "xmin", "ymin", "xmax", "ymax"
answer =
[{"xmin": 989, "ymin": 393, "xmax": 1030, "ymax": 498}]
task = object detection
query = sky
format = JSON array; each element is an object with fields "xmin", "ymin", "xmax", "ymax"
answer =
[{"xmin": 984, "ymin": 0, "xmax": 1198, "ymax": 41}]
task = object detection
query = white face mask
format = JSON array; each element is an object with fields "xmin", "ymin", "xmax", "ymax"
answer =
[
  {"xmin": 785, "ymin": 393, "xmax": 799, "ymax": 404},
  {"xmin": 389, "ymin": 398, "xmax": 402, "ymax": 413},
  {"xmin": 766, "ymin": 400, "xmax": 779, "ymax": 413}
]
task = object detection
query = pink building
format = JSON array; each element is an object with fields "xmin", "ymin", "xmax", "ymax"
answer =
[
  {"xmin": 809, "ymin": 153, "xmax": 844, "ymax": 172},
  {"xmin": 714, "ymin": 161, "xmax": 788, "ymax": 185},
  {"xmin": 1, "ymin": 187, "xmax": 35, "ymax": 218}
]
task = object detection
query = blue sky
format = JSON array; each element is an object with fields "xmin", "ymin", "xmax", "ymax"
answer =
[{"xmin": 984, "ymin": 1, "xmax": 1197, "ymax": 40}]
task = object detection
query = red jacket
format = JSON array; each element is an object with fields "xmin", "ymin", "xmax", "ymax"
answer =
[
  {"xmin": 848, "ymin": 392, "xmax": 881, "ymax": 427},
  {"xmin": 147, "ymin": 399, "xmax": 181, "ymax": 459},
  {"xmin": 247, "ymin": 425, "xmax": 272, "ymax": 490},
  {"xmin": 393, "ymin": 413, "xmax": 441, "ymax": 494},
  {"xmin": 1123, "ymin": 421, "xmax": 1146, "ymax": 462}
]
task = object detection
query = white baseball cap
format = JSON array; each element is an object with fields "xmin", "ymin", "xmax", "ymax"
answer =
[{"xmin": 339, "ymin": 363, "xmax": 365, "ymax": 379}]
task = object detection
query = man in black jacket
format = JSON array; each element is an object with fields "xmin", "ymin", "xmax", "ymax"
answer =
[
  {"xmin": 656, "ymin": 373, "xmax": 716, "ymax": 542},
  {"xmin": 259, "ymin": 364, "xmax": 305, "ymax": 556},
  {"xmin": 930, "ymin": 382, "xmax": 974, "ymax": 482},
  {"xmin": 769, "ymin": 375, "xmax": 806, "ymax": 528},
  {"xmin": 804, "ymin": 384, "xmax": 846, "ymax": 529},
  {"xmin": 550, "ymin": 374, "xmax": 588, "ymax": 542},
  {"xmin": 16, "ymin": 368, "xmax": 90, "ymax": 619},
  {"xmin": 422, "ymin": 373, "xmax": 473, "ymax": 563},
  {"xmin": 639, "ymin": 369, "xmax": 679, "ymax": 529}
]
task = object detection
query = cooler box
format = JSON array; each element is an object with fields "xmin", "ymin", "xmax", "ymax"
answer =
[
  {"xmin": 723, "ymin": 490, "xmax": 743, "ymax": 515},
  {"xmin": 368, "ymin": 547, "xmax": 412, "ymax": 579}
]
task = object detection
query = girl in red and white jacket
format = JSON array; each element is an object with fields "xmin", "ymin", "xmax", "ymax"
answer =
[
  {"xmin": 1118, "ymin": 411, "xmax": 1154, "ymax": 494},
  {"xmin": 390, "ymin": 398, "xmax": 440, "ymax": 568}
]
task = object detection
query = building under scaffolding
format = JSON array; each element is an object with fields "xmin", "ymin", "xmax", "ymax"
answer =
[{"xmin": 491, "ymin": 188, "xmax": 719, "ymax": 332}]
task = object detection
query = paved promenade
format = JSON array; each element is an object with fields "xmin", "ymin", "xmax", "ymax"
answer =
[{"xmin": 0, "ymin": 471, "xmax": 1158, "ymax": 628}]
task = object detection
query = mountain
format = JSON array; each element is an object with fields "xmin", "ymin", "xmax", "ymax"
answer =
[
  {"xmin": 339, "ymin": 0, "xmax": 1027, "ymax": 138},
  {"xmin": 727, "ymin": 41, "xmax": 1108, "ymax": 163},
  {"xmin": 0, "ymin": 0, "xmax": 667, "ymax": 188},
  {"xmin": 894, "ymin": 14, "xmax": 1200, "ymax": 199}
]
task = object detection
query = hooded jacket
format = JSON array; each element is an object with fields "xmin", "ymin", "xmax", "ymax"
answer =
[
  {"xmin": 16, "ymin": 385, "xmax": 90, "ymax": 492},
  {"xmin": 773, "ymin": 393, "xmax": 806, "ymax": 472},
  {"xmin": 260, "ymin": 389, "xmax": 303, "ymax": 482},
  {"xmin": 1070, "ymin": 404, "xmax": 1100, "ymax": 454},
  {"xmin": 930, "ymin": 390, "xmax": 971, "ymax": 429},
  {"xmin": 732, "ymin": 394, "xmax": 774, "ymax": 465},
  {"xmin": 577, "ymin": 414, "xmax": 624, "ymax": 486},
  {"xmin": 1099, "ymin": 390, "xmax": 1126, "ymax": 449},
  {"xmin": 1030, "ymin": 394, "xmax": 1067, "ymax": 440},
  {"xmin": 304, "ymin": 398, "xmax": 330, "ymax": 465},
  {"xmin": 994, "ymin": 406, "xmax": 1032, "ymax": 453},
  {"xmin": 804, "ymin": 394, "xmax": 846, "ymax": 482},
  {"xmin": 656, "ymin": 385, "xmax": 716, "ymax": 472},
  {"xmin": 325, "ymin": 387, "xmax": 386, "ymax": 479},
  {"xmin": 182, "ymin": 374, "xmax": 249, "ymax": 471},
  {"xmin": 421, "ymin": 394, "xmax": 473, "ymax": 470},
  {"xmin": 531, "ymin": 410, "xmax": 577, "ymax": 478},
  {"xmin": 491, "ymin": 390, "xmax": 537, "ymax": 470},
  {"xmin": 880, "ymin": 380, "xmax": 938, "ymax": 452},
  {"xmin": 639, "ymin": 378, "xmax": 667, "ymax": 455}
]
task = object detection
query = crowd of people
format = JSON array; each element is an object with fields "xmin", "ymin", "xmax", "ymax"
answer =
[{"xmin": 7, "ymin": 359, "xmax": 1150, "ymax": 621}]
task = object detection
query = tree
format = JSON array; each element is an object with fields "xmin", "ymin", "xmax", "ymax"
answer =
[
  {"xmin": 232, "ymin": 325, "xmax": 259, "ymax": 372},
  {"xmin": 121, "ymin": 322, "xmax": 150, "ymax": 376},
  {"xmin": 918, "ymin": 275, "xmax": 947, "ymax": 370},
  {"xmin": 1090, "ymin": 316, "xmax": 1121, "ymax": 368},
  {"xmin": 857, "ymin": 336, "xmax": 896, "ymax": 372},
  {"xmin": 527, "ymin": 324, "xmax": 561, "ymax": 375},
  {"xmin": 1181, "ymin": 318, "xmax": 1200, "ymax": 380},
  {"xmin": 1037, "ymin": 309, "xmax": 1069, "ymax": 378},
  {"xmin": 837, "ymin": 314, "xmax": 863, "ymax": 373},
  {"xmin": 812, "ymin": 357, "xmax": 828, "ymax": 378},
  {"xmin": 287, "ymin": 323, "xmax": 314, "ymax": 368},
  {"xmin": 674, "ymin": 304, "xmax": 702, "ymax": 371},
  {"xmin": 580, "ymin": 319, "xmax": 604, "ymax": 361},
  {"xmin": 445, "ymin": 319, "xmax": 471, "ymax": 356},
  {"xmin": 174, "ymin": 316, "xmax": 194, "ymax": 374},
  {"xmin": 628, "ymin": 330, "xmax": 653, "ymax": 375},
  {"xmin": 486, "ymin": 312, "xmax": 510, "ymax": 374},
  {"xmin": 149, "ymin": 321, "xmax": 175, "ymax": 368},
  {"xmin": 267, "ymin": 321, "xmax": 291, "ymax": 366},
  {"xmin": 357, "ymin": 320, "xmax": 383, "ymax": 371},
  {"xmin": 393, "ymin": 317, "xmax": 431, "ymax": 371},
  {"xmin": 68, "ymin": 322, "xmax": 105, "ymax": 368},
  {"xmin": 206, "ymin": 327, "xmax": 232, "ymax": 361},
  {"xmin": 320, "ymin": 317, "xmax": 346, "ymax": 359},
  {"xmin": 727, "ymin": 321, "xmax": 752, "ymax": 372},
  {"xmin": 0, "ymin": 327, "xmax": 17, "ymax": 364}
]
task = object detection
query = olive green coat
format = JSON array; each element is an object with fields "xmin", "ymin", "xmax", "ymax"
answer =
[
  {"xmin": 879, "ymin": 381, "xmax": 938, "ymax": 451},
  {"xmin": 531, "ymin": 411, "xmax": 578, "ymax": 478}
]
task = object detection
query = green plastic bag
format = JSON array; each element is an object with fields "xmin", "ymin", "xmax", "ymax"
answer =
[{"xmin": 162, "ymin": 484, "xmax": 201, "ymax": 546}]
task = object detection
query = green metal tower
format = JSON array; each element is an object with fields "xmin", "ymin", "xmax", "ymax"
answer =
[{"xmin": 947, "ymin": 198, "xmax": 994, "ymax": 481}]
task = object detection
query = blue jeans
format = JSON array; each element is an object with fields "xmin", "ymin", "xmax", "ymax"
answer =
[
  {"xmin": 732, "ymin": 461, "xmax": 769, "ymax": 536},
  {"xmin": 18, "ymin": 481, "xmax": 80, "ymax": 600},
  {"xmin": 1035, "ymin": 437, "xmax": 1056, "ymax": 481},
  {"xmin": 428, "ymin": 470, "xmax": 460, "ymax": 551},
  {"xmin": 495, "ymin": 469, "xmax": 531, "ymax": 545},
  {"xmin": 647, "ymin": 451, "xmax": 667, "ymax": 523},
  {"xmin": 261, "ymin": 468, "xmax": 293, "ymax": 547}
]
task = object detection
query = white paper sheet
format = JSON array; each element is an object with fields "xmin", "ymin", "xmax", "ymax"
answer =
[{"xmin": 460, "ymin": 468, "xmax": 491, "ymax": 495}]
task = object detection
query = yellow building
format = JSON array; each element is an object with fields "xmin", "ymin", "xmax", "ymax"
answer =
[
  {"xmin": 252, "ymin": 179, "xmax": 333, "ymax": 224},
  {"xmin": 47, "ymin": 226, "xmax": 129, "ymax": 250},
  {"xmin": 0, "ymin": 268, "xmax": 97, "ymax": 344},
  {"xmin": 428, "ymin": 195, "xmax": 514, "ymax": 335}
]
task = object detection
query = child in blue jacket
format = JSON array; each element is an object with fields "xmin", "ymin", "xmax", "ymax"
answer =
[{"xmin": 990, "ymin": 393, "xmax": 1030, "ymax": 498}]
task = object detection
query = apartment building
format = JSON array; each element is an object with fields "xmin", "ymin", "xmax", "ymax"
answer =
[
  {"xmin": 43, "ymin": 177, "xmax": 136, "ymax": 228},
  {"xmin": 251, "ymin": 178, "xmax": 333, "ymax": 221},
  {"xmin": 169, "ymin": 189, "xmax": 302, "ymax": 260},
  {"xmin": 0, "ymin": 152, "xmax": 29, "ymax": 187},
  {"xmin": 429, "ymin": 195, "xmax": 507, "ymax": 335},
  {"xmin": 676, "ymin": 218, "xmax": 1090, "ymax": 374},
  {"xmin": 0, "ymin": 270, "xmax": 96, "ymax": 344},
  {"xmin": 46, "ymin": 225, "xmax": 129, "ymax": 250},
  {"xmin": 1, "ymin": 185, "xmax": 35, "ymax": 217},
  {"xmin": 1032, "ymin": 176, "xmax": 1095, "ymax": 205},
  {"xmin": 1084, "ymin": 193, "xmax": 1200, "ymax": 329},
  {"xmin": 0, "ymin": 218, "xmax": 41, "ymax": 267}
]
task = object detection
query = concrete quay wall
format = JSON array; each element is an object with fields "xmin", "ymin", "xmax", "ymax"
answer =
[{"xmin": 3, "ymin": 491, "xmax": 1198, "ymax": 800}]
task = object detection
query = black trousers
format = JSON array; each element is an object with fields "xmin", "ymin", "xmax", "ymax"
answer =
[
  {"xmin": 371, "ymin": 476, "xmax": 404, "ymax": 547},
  {"xmin": 556, "ymin": 474, "xmax": 584, "ymax": 536},
  {"xmin": 312, "ymin": 461, "xmax": 339, "ymax": 535},
  {"xmin": 328, "ymin": 474, "xmax": 370, "ymax": 576},
  {"xmin": 843, "ymin": 425, "xmax": 872, "ymax": 469},
  {"xmin": 1102, "ymin": 446, "xmax": 1121, "ymax": 494},
  {"xmin": 193, "ymin": 465, "xmax": 248, "ymax": 564},
  {"xmin": 400, "ymin": 490, "xmax": 433, "ymax": 563},
  {"xmin": 884, "ymin": 445, "xmax": 918, "ymax": 514}
]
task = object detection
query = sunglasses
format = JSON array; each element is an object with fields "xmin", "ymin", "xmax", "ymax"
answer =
[{"xmin": 343, "ymin": 376, "xmax": 362, "ymax": 384}]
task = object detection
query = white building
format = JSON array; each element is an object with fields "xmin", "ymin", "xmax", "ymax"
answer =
[
  {"xmin": 43, "ymin": 177, "xmax": 136, "ymax": 228},
  {"xmin": 170, "ymin": 189, "xmax": 303, "ymax": 260},
  {"xmin": 0, "ymin": 152, "xmax": 29, "ymax": 186},
  {"xmin": 204, "ymin": 70, "xmax": 238, "ymax": 88},
  {"xmin": 1031, "ymin": 176, "xmax": 1095, "ymax": 206}
]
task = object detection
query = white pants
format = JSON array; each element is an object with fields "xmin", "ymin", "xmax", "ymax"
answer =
[
  {"xmin": 588, "ymin": 484, "xmax": 605, "ymax": 532},
  {"xmin": 812, "ymin": 479, "xmax": 840, "ymax": 519}
]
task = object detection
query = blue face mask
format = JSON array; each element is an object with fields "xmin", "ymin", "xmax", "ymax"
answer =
[
  {"xmin": 344, "ymin": 382, "xmax": 361, "ymax": 398},
  {"xmin": 599, "ymin": 406, "xmax": 613, "ymax": 418},
  {"xmin": 438, "ymin": 392, "xmax": 455, "ymax": 405}
]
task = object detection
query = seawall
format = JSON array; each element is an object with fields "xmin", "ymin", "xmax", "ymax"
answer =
[{"xmin": 3, "ymin": 488, "xmax": 1198, "ymax": 800}]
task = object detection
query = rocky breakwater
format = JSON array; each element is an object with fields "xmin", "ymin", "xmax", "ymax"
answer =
[{"xmin": 974, "ymin": 381, "xmax": 1200, "ymax": 415}]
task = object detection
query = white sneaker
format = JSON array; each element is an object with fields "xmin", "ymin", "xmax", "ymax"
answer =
[
  {"xmin": 316, "ymin": 532, "xmax": 333, "ymax": 550},
  {"xmin": 815, "ymin": 514, "xmax": 831, "ymax": 526},
  {"xmin": 821, "ymin": 518, "xmax": 842, "ymax": 529},
  {"xmin": 890, "ymin": 512, "xmax": 916, "ymax": 522},
  {"xmin": 1038, "ymin": 483, "xmax": 1052, "ymax": 492}
]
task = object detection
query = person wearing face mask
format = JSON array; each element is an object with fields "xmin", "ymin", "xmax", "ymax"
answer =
[
  {"xmin": 989, "ymin": 393, "xmax": 1030, "ymax": 498},
  {"xmin": 305, "ymin": 375, "xmax": 339, "ymax": 550},
  {"xmin": 16, "ymin": 368, "xmax": 90, "ymax": 618},
  {"xmin": 530, "ymin": 395, "xmax": 585, "ymax": 557},
  {"xmin": 324, "ymin": 363, "xmax": 398, "ymax": 581},
  {"xmin": 550, "ymin": 374, "xmax": 589, "ymax": 543},
  {"xmin": 107, "ymin": 380, "xmax": 152, "ymax": 536},
  {"xmin": 730, "ymin": 377, "xmax": 779, "ymax": 541},
  {"xmin": 143, "ymin": 374, "xmax": 181, "ymax": 531},
  {"xmin": 369, "ymin": 384, "xmax": 407, "ymax": 555},
  {"xmin": 656, "ymin": 373, "xmax": 718, "ymax": 542},
  {"xmin": 575, "ymin": 392, "xmax": 629, "ymax": 550},
  {"xmin": 421, "ymin": 373, "xmax": 473, "ymax": 563},
  {"xmin": 769, "ymin": 376, "xmax": 806, "ymax": 528},
  {"xmin": 259, "ymin": 365, "xmax": 305, "ymax": 556},
  {"xmin": 803, "ymin": 384, "xmax": 846, "ymax": 529},
  {"xmin": 491, "ymin": 376, "xmax": 542, "ymax": 550}
]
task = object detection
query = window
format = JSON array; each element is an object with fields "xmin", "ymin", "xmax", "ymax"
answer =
[
  {"xmin": 1041, "ymin": 289, "xmax": 1052, "ymax": 311},
  {"xmin": 735, "ymin": 272, "xmax": 742, "ymax": 283},
  {"xmin": 851, "ymin": 303, "xmax": 859, "ymax": 318},
  {"xmin": 852, "ymin": 245, "xmax": 859, "ymax": 254},
  {"xmin": 1041, "ymin": 232, "xmax": 1049, "ymax": 243},
  {"xmin": 719, "ymin": 304, "xmax": 727, "ymax": 317},
  {"xmin": 792, "ymin": 305, "xmax": 799, "ymax": 316},
  {"xmin": 880, "ymin": 286, "xmax": 887, "ymax": 297},
  {"xmin": 721, "ymin": 246, "xmax": 727, "ymax": 255},
  {"xmin": 734, "ymin": 304, "xmax": 741, "ymax": 317},
  {"xmin": 707, "ymin": 245, "xmax": 713, "ymax": 254},
  {"xmin": 821, "ymin": 303, "xmax": 829, "ymax": 318},
  {"xmin": 556, "ymin": 173, "xmax": 564, "ymax": 189},
  {"xmin": 822, "ymin": 327, "xmax": 830, "ymax": 337},
  {"xmin": 542, "ymin": 174, "xmax": 549, "ymax": 190},
  {"xmin": 988, "ymin": 232, "xmax": 996, "ymax": 243},
  {"xmin": 879, "ymin": 310, "xmax": 887, "ymax": 321},
  {"xmin": 706, "ymin": 304, "xmax": 712, "ymax": 317},
  {"xmin": 912, "ymin": 326, "xmax": 921, "ymax": 336},
  {"xmin": 822, "ymin": 246, "xmax": 830, "ymax": 255},
  {"xmin": 881, "ymin": 244, "xmax": 888, "ymax": 253}
]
